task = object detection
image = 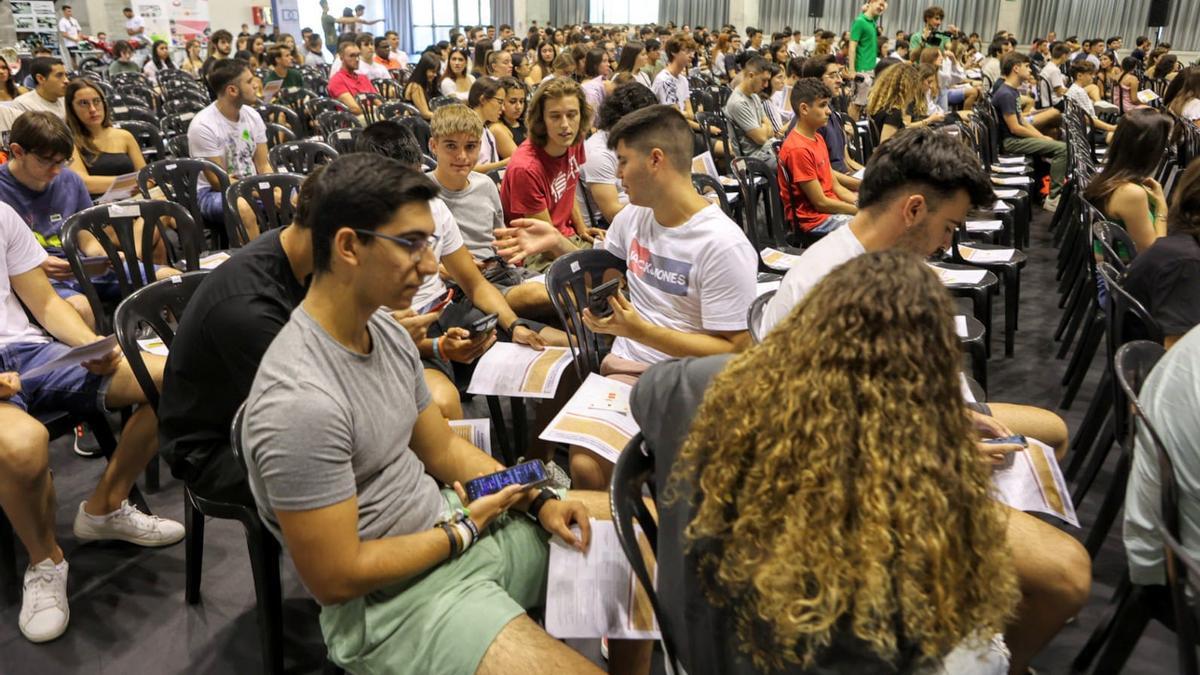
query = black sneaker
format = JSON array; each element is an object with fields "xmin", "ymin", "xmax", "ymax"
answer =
[{"xmin": 73, "ymin": 424, "xmax": 102, "ymax": 458}]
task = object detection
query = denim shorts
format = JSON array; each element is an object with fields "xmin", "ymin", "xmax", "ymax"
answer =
[
  {"xmin": 0, "ymin": 341, "xmax": 110, "ymax": 416},
  {"xmin": 51, "ymin": 263, "xmax": 160, "ymax": 302},
  {"xmin": 196, "ymin": 187, "xmax": 225, "ymax": 223}
]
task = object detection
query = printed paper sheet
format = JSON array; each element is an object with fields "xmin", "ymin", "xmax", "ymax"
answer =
[
  {"xmin": 992, "ymin": 439, "xmax": 1080, "ymax": 527},
  {"xmin": 539, "ymin": 373, "xmax": 640, "ymax": 463},
  {"xmin": 466, "ymin": 343, "xmax": 573, "ymax": 399},
  {"xmin": 760, "ymin": 247, "xmax": 802, "ymax": 270}
]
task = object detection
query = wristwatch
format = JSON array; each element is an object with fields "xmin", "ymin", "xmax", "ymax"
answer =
[
  {"xmin": 527, "ymin": 488, "xmax": 561, "ymax": 521},
  {"xmin": 508, "ymin": 318, "xmax": 545, "ymax": 334}
]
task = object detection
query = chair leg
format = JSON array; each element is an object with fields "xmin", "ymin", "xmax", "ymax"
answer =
[
  {"xmin": 510, "ymin": 398, "xmax": 527, "ymax": 466},
  {"xmin": 486, "ymin": 395, "xmax": 513, "ymax": 464},
  {"xmin": 244, "ymin": 522, "xmax": 284, "ymax": 675},
  {"xmin": 1066, "ymin": 377, "xmax": 1113, "ymax": 481},
  {"xmin": 1055, "ymin": 275, "xmax": 1088, "ymax": 351},
  {"xmin": 1071, "ymin": 414, "xmax": 1116, "ymax": 508},
  {"xmin": 1003, "ymin": 271, "xmax": 1018, "ymax": 357},
  {"xmin": 184, "ymin": 490, "xmax": 205, "ymax": 605},
  {"xmin": 1079, "ymin": 585, "xmax": 1154, "ymax": 674},
  {"xmin": 1059, "ymin": 312, "xmax": 1104, "ymax": 410},
  {"xmin": 0, "ymin": 510, "xmax": 17, "ymax": 605},
  {"xmin": 971, "ymin": 343, "xmax": 988, "ymax": 393},
  {"xmin": 1084, "ymin": 449, "xmax": 1132, "ymax": 558}
]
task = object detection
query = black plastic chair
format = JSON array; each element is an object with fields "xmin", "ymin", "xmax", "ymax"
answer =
[
  {"xmin": 747, "ymin": 290, "xmax": 775, "ymax": 344},
  {"xmin": 396, "ymin": 115, "xmax": 432, "ymax": 152},
  {"xmin": 111, "ymin": 104, "xmax": 159, "ymax": 126},
  {"xmin": 260, "ymin": 104, "xmax": 304, "ymax": 136},
  {"xmin": 268, "ymin": 140, "xmax": 339, "ymax": 174},
  {"xmin": 609, "ymin": 433, "xmax": 681, "ymax": 672},
  {"xmin": 223, "ymin": 173, "xmax": 304, "ymax": 247},
  {"xmin": 730, "ymin": 157, "xmax": 805, "ymax": 275},
  {"xmin": 429, "ymin": 95, "xmax": 458, "ymax": 111},
  {"xmin": 355, "ymin": 92, "xmax": 386, "ymax": 124},
  {"xmin": 160, "ymin": 111, "xmax": 198, "ymax": 137},
  {"xmin": 264, "ymin": 122, "xmax": 297, "ymax": 149},
  {"xmin": 325, "ymin": 127, "xmax": 361, "ymax": 154},
  {"xmin": 163, "ymin": 133, "xmax": 189, "ymax": 158},
  {"xmin": 111, "ymin": 71, "xmax": 152, "ymax": 90},
  {"xmin": 1163, "ymin": 525, "xmax": 1200, "ymax": 675},
  {"xmin": 317, "ymin": 110, "xmax": 362, "ymax": 136},
  {"xmin": 544, "ymin": 249, "xmax": 627, "ymax": 380},
  {"xmin": 137, "ymin": 158, "xmax": 230, "ymax": 249},
  {"xmin": 62, "ymin": 200, "xmax": 202, "ymax": 334},
  {"xmin": 927, "ymin": 261, "xmax": 999, "ymax": 358},
  {"xmin": 160, "ymin": 96, "xmax": 207, "ymax": 116},
  {"xmin": 947, "ymin": 225, "xmax": 1028, "ymax": 357},
  {"xmin": 303, "ymin": 97, "xmax": 349, "ymax": 134},
  {"xmin": 690, "ymin": 173, "xmax": 734, "ymax": 219},
  {"xmin": 115, "ymin": 119, "xmax": 168, "ymax": 163},
  {"xmin": 378, "ymin": 100, "xmax": 420, "ymax": 121},
  {"xmin": 373, "ymin": 78, "xmax": 401, "ymax": 100}
]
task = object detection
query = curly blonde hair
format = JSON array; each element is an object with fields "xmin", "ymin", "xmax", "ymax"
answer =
[
  {"xmin": 867, "ymin": 62, "xmax": 926, "ymax": 119},
  {"xmin": 668, "ymin": 250, "xmax": 1019, "ymax": 671}
]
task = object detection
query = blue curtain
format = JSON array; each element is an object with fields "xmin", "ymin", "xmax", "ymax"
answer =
[
  {"xmin": 659, "ymin": 0, "xmax": 729, "ymax": 30},
  {"xmin": 383, "ymin": 0, "xmax": 415, "ymax": 53}
]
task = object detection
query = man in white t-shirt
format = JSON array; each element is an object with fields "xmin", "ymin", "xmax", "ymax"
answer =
[
  {"xmin": 122, "ymin": 6, "xmax": 146, "ymax": 51},
  {"xmin": 1039, "ymin": 42, "xmax": 1070, "ymax": 107},
  {"xmin": 0, "ymin": 201, "xmax": 185, "ymax": 644},
  {"xmin": 56, "ymin": 6, "xmax": 83, "ymax": 68},
  {"xmin": 187, "ymin": 58, "xmax": 272, "ymax": 234},
  {"xmin": 493, "ymin": 105, "xmax": 757, "ymax": 489},
  {"xmin": 12, "ymin": 58, "xmax": 68, "ymax": 120}
]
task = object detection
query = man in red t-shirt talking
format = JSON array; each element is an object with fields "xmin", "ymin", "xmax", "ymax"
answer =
[
  {"xmin": 500, "ymin": 77, "xmax": 602, "ymax": 271},
  {"xmin": 327, "ymin": 39, "xmax": 377, "ymax": 116},
  {"xmin": 777, "ymin": 77, "xmax": 858, "ymax": 234}
]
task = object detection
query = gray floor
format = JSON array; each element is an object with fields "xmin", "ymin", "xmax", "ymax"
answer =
[{"xmin": 0, "ymin": 210, "xmax": 1179, "ymax": 674}]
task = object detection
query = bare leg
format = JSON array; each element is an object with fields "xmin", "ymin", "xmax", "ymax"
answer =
[
  {"xmin": 476, "ymin": 614, "xmax": 604, "ymax": 675},
  {"xmin": 0, "ymin": 405, "xmax": 61, "ymax": 564},
  {"xmin": 505, "ymin": 282, "xmax": 559, "ymax": 323},
  {"xmin": 237, "ymin": 196, "xmax": 261, "ymax": 242},
  {"xmin": 82, "ymin": 354, "xmax": 164, "ymax": 515},
  {"xmin": 423, "ymin": 367, "xmax": 464, "ymax": 420},
  {"xmin": 1004, "ymin": 506, "xmax": 1091, "ymax": 675},
  {"xmin": 989, "ymin": 402, "xmax": 1070, "ymax": 461},
  {"xmin": 65, "ymin": 294, "xmax": 95, "ymax": 330},
  {"xmin": 570, "ymin": 446, "xmax": 612, "ymax": 491}
]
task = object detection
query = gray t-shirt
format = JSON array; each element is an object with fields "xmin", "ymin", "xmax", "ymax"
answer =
[
  {"xmin": 242, "ymin": 305, "xmax": 443, "ymax": 545},
  {"xmin": 723, "ymin": 88, "xmax": 773, "ymax": 160},
  {"xmin": 431, "ymin": 171, "xmax": 504, "ymax": 261}
]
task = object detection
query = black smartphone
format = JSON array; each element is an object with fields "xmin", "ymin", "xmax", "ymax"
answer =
[
  {"xmin": 587, "ymin": 278, "xmax": 622, "ymax": 318},
  {"xmin": 464, "ymin": 460, "xmax": 551, "ymax": 501},
  {"xmin": 982, "ymin": 434, "xmax": 1027, "ymax": 447},
  {"xmin": 468, "ymin": 313, "xmax": 498, "ymax": 337}
]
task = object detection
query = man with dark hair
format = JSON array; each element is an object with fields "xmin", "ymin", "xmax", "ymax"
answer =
[
  {"xmin": 264, "ymin": 44, "xmax": 303, "ymax": 90},
  {"xmin": 240, "ymin": 153, "xmax": 598, "ymax": 674},
  {"xmin": 581, "ymin": 82, "xmax": 659, "ymax": 228},
  {"xmin": 1066, "ymin": 60, "xmax": 1117, "ymax": 140},
  {"xmin": 722, "ymin": 56, "xmax": 780, "ymax": 168},
  {"xmin": 1041, "ymin": 41, "xmax": 1071, "ymax": 107},
  {"xmin": 304, "ymin": 33, "xmax": 328, "ymax": 67},
  {"xmin": 911, "ymin": 5, "xmax": 954, "ymax": 52},
  {"xmin": 200, "ymin": 29, "xmax": 233, "ymax": 80},
  {"xmin": 779, "ymin": 78, "xmax": 857, "ymax": 234},
  {"xmin": 493, "ymin": 105, "xmax": 758, "ymax": 487},
  {"xmin": 800, "ymin": 55, "xmax": 863, "ymax": 189},
  {"xmin": 1105, "ymin": 36, "xmax": 1122, "ymax": 57},
  {"xmin": 1131, "ymin": 35, "xmax": 1150, "ymax": 64},
  {"xmin": 159, "ymin": 169, "xmax": 325, "ymax": 506},
  {"xmin": 188, "ymin": 58, "xmax": 272, "ymax": 231},
  {"xmin": 384, "ymin": 30, "xmax": 408, "ymax": 68},
  {"xmin": 994, "ymin": 51, "xmax": 1065, "ymax": 209},
  {"xmin": 57, "ymin": 5, "xmax": 84, "ymax": 69},
  {"xmin": 848, "ymin": 0, "xmax": 887, "ymax": 120},
  {"xmin": 122, "ymin": 6, "xmax": 145, "ymax": 47},
  {"xmin": 328, "ymin": 39, "xmax": 378, "ymax": 115},
  {"xmin": 12, "ymin": 58, "xmax": 67, "ymax": 119},
  {"xmin": 745, "ymin": 26, "xmax": 763, "ymax": 52}
]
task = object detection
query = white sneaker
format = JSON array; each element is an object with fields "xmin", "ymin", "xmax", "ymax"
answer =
[
  {"xmin": 19, "ymin": 558, "xmax": 69, "ymax": 643},
  {"xmin": 1043, "ymin": 195, "xmax": 1061, "ymax": 212},
  {"xmin": 73, "ymin": 500, "xmax": 185, "ymax": 547}
]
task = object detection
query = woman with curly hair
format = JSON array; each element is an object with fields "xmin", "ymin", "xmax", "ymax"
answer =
[
  {"xmin": 865, "ymin": 62, "xmax": 944, "ymax": 144},
  {"xmin": 634, "ymin": 250, "xmax": 1021, "ymax": 674}
]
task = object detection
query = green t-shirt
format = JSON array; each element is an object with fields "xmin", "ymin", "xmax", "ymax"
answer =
[
  {"xmin": 264, "ymin": 67, "xmax": 304, "ymax": 90},
  {"xmin": 321, "ymin": 12, "xmax": 336, "ymax": 44},
  {"xmin": 850, "ymin": 12, "xmax": 879, "ymax": 73},
  {"xmin": 910, "ymin": 28, "xmax": 950, "ymax": 52}
]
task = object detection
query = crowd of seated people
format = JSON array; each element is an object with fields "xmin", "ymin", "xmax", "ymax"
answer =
[{"xmin": 4, "ymin": 12, "xmax": 1200, "ymax": 675}]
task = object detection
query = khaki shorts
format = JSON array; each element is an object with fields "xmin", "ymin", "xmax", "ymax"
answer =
[
  {"xmin": 319, "ymin": 489, "xmax": 550, "ymax": 675},
  {"xmin": 853, "ymin": 72, "xmax": 875, "ymax": 106},
  {"xmin": 523, "ymin": 235, "xmax": 592, "ymax": 273}
]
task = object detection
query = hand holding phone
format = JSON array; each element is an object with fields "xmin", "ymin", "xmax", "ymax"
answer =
[
  {"xmin": 587, "ymin": 278, "xmax": 622, "ymax": 318},
  {"xmin": 463, "ymin": 460, "xmax": 551, "ymax": 501},
  {"xmin": 981, "ymin": 434, "xmax": 1026, "ymax": 470},
  {"xmin": 468, "ymin": 313, "xmax": 499, "ymax": 338}
]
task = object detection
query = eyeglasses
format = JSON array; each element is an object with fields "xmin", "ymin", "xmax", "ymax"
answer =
[{"xmin": 351, "ymin": 229, "xmax": 440, "ymax": 262}]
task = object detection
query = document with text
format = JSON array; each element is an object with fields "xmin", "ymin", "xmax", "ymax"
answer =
[
  {"xmin": 539, "ymin": 373, "xmax": 640, "ymax": 463},
  {"xmin": 466, "ymin": 343, "xmax": 573, "ymax": 399}
]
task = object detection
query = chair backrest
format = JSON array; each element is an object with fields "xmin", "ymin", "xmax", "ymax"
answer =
[
  {"xmin": 62, "ymin": 200, "xmax": 201, "ymax": 333},
  {"xmin": 747, "ymin": 290, "xmax": 776, "ymax": 344},
  {"xmin": 1098, "ymin": 263, "xmax": 1164, "ymax": 445},
  {"xmin": 111, "ymin": 104, "xmax": 158, "ymax": 126},
  {"xmin": 115, "ymin": 119, "xmax": 168, "ymax": 163},
  {"xmin": 731, "ymin": 156, "xmax": 789, "ymax": 252},
  {"xmin": 378, "ymin": 100, "xmax": 421, "ymax": 121},
  {"xmin": 373, "ymin": 78, "xmax": 401, "ymax": 100},
  {"xmin": 544, "ymin": 248, "xmax": 626, "ymax": 380},
  {"xmin": 326, "ymin": 126, "xmax": 362, "ymax": 154},
  {"xmin": 160, "ymin": 96, "xmax": 207, "ymax": 116},
  {"xmin": 609, "ymin": 432, "xmax": 681, "ymax": 671},
  {"xmin": 231, "ymin": 401, "xmax": 249, "ymax": 469},
  {"xmin": 160, "ymin": 111, "xmax": 198, "ymax": 137},
  {"xmin": 397, "ymin": 115, "xmax": 433, "ymax": 152},
  {"xmin": 223, "ymin": 173, "xmax": 305, "ymax": 247},
  {"xmin": 261, "ymin": 104, "xmax": 303, "ymax": 134},
  {"xmin": 268, "ymin": 140, "xmax": 339, "ymax": 174},
  {"xmin": 111, "ymin": 71, "xmax": 152, "ymax": 90},
  {"xmin": 1091, "ymin": 220, "xmax": 1137, "ymax": 272},
  {"xmin": 317, "ymin": 109, "xmax": 362, "ymax": 135},
  {"xmin": 137, "ymin": 157, "xmax": 229, "ymax": 235},
  {"xmin": 690, "ymin": 173, "xmax": 733, "ymax": 219},
  {"xmin": 113, "ymin": 271, "xmax": 210, "ymax": 408},
  {"xmin": 163, "ymin": 133, "xmax": 189, "ymax": 158},
  {"xmin": 429, "ymin": 95, "xmax": 458, "ymax": 111},
  {"xmin": 356, "ymin": 92, "xmax": 386, "ymax": 124},
  {"xmin": 264, "ymin": 122, "xmax": 297, "ymax": 149}
]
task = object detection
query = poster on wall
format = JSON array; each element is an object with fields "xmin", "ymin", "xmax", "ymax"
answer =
[
  {"xmin": 170, "ymin": 0, "xmax": 211, "ymax": 44},
  {"xmin": 135, "ymin": 0, "xmax": 173, "ymax": 46},
  {"xmin": 12, "ymin": 0, "xmax": 59, "ymax": 52}
]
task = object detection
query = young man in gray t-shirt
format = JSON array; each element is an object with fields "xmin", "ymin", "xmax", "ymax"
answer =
[
  {"xmin": 722, "ymin": 56, "xmax": 781, "ymax": 169},
  {"xmin": 241, "ymin": 154, "xmax": 599, "ymax": 673}
]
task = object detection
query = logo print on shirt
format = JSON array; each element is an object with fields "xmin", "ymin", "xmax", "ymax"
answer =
[
  {"xmin": 549, "ymin": 155, "xmax": 581, "ymax": 202},
  {"xmin": 628, "ymin": 239, "xmax": 691, "ymax": 296}
]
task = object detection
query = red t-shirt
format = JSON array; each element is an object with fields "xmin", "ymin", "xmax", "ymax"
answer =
[
  {"xmin": 327, "ymin": 69, "xmax": 377, "ymax": 100},
  {"xmin": 500, "ymin": 140, "xmax": 586, "ymax": 237},
  {"xmin": 777, "ymin": 129, "xmax": 837, "ymax": 232}
]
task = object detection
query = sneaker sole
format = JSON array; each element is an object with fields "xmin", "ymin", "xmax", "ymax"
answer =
[
  {"xmin": 72, "ymin": 525, "xmax": 185, "ymax": 548},
  {"xmin": 20, "ymin": 609, "xmax": 69, "ymax": 644}
]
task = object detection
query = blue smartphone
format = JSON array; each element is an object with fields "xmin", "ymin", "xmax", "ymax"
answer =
[{"xmin": 464, "ymin": 460, "xmax": 550, "ymax": 502}]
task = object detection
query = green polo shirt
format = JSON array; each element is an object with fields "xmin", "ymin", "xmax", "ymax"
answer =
[{"xmin": 850, "ymin": 12, "xmax": 879, "ymax": 74}]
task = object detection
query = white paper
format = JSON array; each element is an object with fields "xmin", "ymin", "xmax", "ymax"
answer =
[
  {"xmin": 927, "ymin": 264, "xmax": 987, "ymax": 285},
  {"xmin": 545, "ymin": 520, "xmax": 661, "ymax": 640},
  {"xmin": 1137, "ymin": 89, "xmax": 1160, "ymax": 104},
  {"xmin": 539, "ymin": 373, "xmax": 640, "ymax": 463},
  {"xmin": 466, "ymin": 343, "xmax": 573, "ymax": 399},
  {"xmin": 448, "ymin": 418, "xmax": 492, "ymax": 456},
  {"xmin": 955, "ymin": 315, "xmax": 968, "ymax": 338},
  {"xmin": 995, "ymin": 189, "xmax": 1021, "ymax": 198},
  {"xmin": 524, "ymin": 273, "xmax": 546, "ymax": 285},
  {"xmin": 961, "ymin": 245, "xmax": 1016, "ymax": 263},
  {"xmin": 691, "ymin": 151, "xmax": 720, "ymax": 181},
  {"xmin": 756, "ymin": 280, "xmax": 781, "ymax": 296},
  {"xmin": 959, "ymin": 372, "xmax": 976, "ymax": 403},
  {"xmin": 991, "ymin": 200, "xmax": 1012, "ymax": 212},
  {"xmin": 997, "ymin": 156, "xmax": 1026, "ymax": 166},
  {"xmin": 966, "ymin": 219, "xmax": 1003, "ymax": 233},
  {"xmin": 760, "ymin": 247, "xmax": 802, "ymax": 270},
  {"xmin": 23, "ymin": 336, "xmax": 118, "ymax": 379},
  {"xmin": 137, "ymin": 337, "xmax": 168, "ymax": 356},
  {"xmin": 95, "ymin": 171, "xmax": 141, "ymax": 204},
  {"xmin": 262, "ymin": 78, "xmax": 283, "ymax": 103},
  {"xmin": 992, "ymin": 175, "xmax": 1032, "ymax": 186},
  {"xmin": 199, "ymin": 252, "xmax": 230, "ymax": 269},
  {"xmin": 852, "ymin": 167, "xmax": 866, "ymax": 180},
  {"xmin": 992, "ymin": 439, "xmax": 1080, "ymax": 527}
]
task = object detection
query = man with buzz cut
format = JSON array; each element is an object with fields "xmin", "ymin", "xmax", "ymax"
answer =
[{"xmin": 240, "ymin": 153, "xmax": 604, "ymax": 674}]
